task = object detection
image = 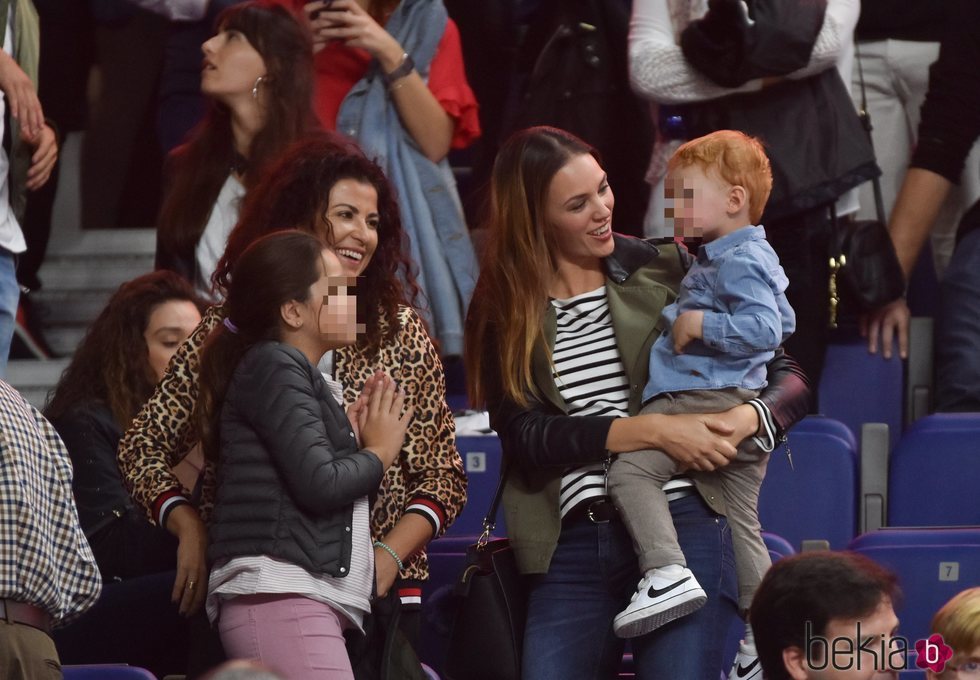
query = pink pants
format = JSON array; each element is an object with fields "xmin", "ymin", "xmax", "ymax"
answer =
[{"xmin": 218, "ymin": 593, "xmax": 354, "ymax": 680}]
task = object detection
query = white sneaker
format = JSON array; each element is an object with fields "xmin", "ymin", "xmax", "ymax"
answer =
[
  {"xmin": 612, "ymin": 566, "xmax": 707, "ymax": 638},
  {"xmin": 728, "ymin": 642, "xmax": 763, "ymax": 680}
]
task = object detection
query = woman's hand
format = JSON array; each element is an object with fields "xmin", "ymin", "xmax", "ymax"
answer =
[
  {"xmin": 305, "ymin": 0, "xmax": 403, "ymax": 69},
  {"xmin": 612, "ymin": 412, "xmax": 738, "ymax": 471},
  {"xmin": 709, "ymin": 403, "xmax": 760, "ymax": 450},
  {"xmin": 655, "ymin": 412, "xmax": 739, "ymax": 471},
  {"xmin": 360, "ymin": 373, "xmax": 414, "ymax": 469},
  {"xmin": 25, "ymin": 124, "xmax": 58, "ymax": 191},
  {"xmin": 0, "ymin": 51, "xmax": 43, "ymax": 140},
  {"xmin": 166, "ymin": 504, "xmax": 209, "ymax": 616}
]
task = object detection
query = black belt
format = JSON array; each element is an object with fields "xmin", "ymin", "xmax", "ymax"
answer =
[{"xmin": 564, "ymin": 498, "xmax": 619, "ymax": 525}]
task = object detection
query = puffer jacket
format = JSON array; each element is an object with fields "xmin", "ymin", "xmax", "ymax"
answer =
[{"xmin": 208, "ymin": 342, "xmax": 384, "ymax": 577}]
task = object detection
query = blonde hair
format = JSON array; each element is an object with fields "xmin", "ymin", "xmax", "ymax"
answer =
[
  {"xmin": 931, "ymin": 587, "xmax": 980, "ymax": 657},
  {"xmin": 667, "ymin": 130, "xmax": 773, "ymax": 223},
  {"xmin": 465, "ymin": 126, "xmax": 600, "ymax": 407}
]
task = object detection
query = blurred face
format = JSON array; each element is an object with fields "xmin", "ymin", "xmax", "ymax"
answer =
[
  {"xmin": 665, "ymin": 164, "xmax": 734, "ymax": 241},
  {"xmin": 930, "ymin": 646, "xmax": 980, "ymax": 680},
  {"xmin": 200, "ymin": 27, "xmax": 266, "ymax": 102},
  {"xmin": 144, "ymin": 300, "xmax": 202, "ymax": 383},
  {"xmin": 321, "ymin": 179, "xmax": 380, "ymax": 277},
  {"xmin": 307, "ymin": 249, "xmax": 361, "ymax": 349},
  {"xmin": 544, "ymin": 153, "xmax": 614, "ymax": 266},
  {"xmin": 789, "ymin": 598, "xmax": 901, "ymax": 680}
]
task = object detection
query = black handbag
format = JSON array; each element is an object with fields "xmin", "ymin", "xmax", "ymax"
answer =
[
  {"xmin": 444, "ymin": 463, "xmax": 527, "ymax": 680},
  {"xmin": 827, "ymin": 47, "xmax": 906, "ymax": 328}
]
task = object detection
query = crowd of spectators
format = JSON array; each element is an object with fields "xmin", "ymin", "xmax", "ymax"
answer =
[{"xmin": 0, "ymin": 0, "xmax": 978, "ymax": 679}]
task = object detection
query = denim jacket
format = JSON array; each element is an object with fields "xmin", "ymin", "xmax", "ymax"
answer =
[
  {"xmin": 336, "ymin": 0, "xmax": 477, "ymax": 356},
  {"xmin": 644, "ymin": 225, "xmax": 796, "ymax": 401}
]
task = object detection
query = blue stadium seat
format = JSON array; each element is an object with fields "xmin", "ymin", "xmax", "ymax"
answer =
[
  {"xmin": 819, "ymin": 330, "xmax": 903, "ymax": 444},
  {"xmin": 889, "ymin": 413, "xmax": 980, "ymax": 526},
  {"xmin": 62, "ymin": 666, "xmax": 157, "ymax": 680},
  {"xmin": 448, "ymin": 435, "xmax": 505, "ymax": 537},
  {"xmin": 849, "ymin": 527, "xmax": 980, "ymax": 646},
  {"xmin": 762, "ymin": 531, "xmax": 796, "ymax": 563},
  {"xmin": 758, "ymin": 416, "xmax": 859, "ymax": 550}
]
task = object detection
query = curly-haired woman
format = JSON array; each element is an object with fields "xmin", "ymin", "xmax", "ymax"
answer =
[{"xmin": 46, "ymin": 271, "xmax": 206, "ymax": 580}]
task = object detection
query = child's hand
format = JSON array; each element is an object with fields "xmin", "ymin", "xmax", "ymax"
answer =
[
  {"xmin": 359, "ymin": 374, "xmax": 414, "ymax": 470},
  {"xmin": 346, "ymin": 370, "xmax": 385, "ymax": 444},
  {"xmin": 673, "ymin": 310, "xmax": 704, "ymax": 353}
]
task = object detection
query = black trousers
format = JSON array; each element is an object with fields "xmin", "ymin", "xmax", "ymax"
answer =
[{"xmin": 764, "ymin": 204, "xmax": 833, "ymax": 410}]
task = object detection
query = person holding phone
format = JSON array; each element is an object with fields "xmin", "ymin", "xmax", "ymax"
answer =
[{"xmin": 279, "ymin": 0, "xmax": 481, "ymax": 357}]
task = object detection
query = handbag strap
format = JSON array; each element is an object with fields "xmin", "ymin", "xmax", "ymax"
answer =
[
  {"xmin": 854, "ymin": 42, "xmax": 887, "ymax": 225},
  {"xmin": 477, "ymin": 453, "xmax": 511, "ymax": 548}
]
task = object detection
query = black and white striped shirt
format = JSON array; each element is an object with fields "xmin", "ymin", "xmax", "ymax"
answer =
[
  {"xmin": 551, "ymin": 287, "xmax": 630, "ymax": 518},
  {"xmin": 551, "ymin": 286, "xmax": 696, "ymax": 520}
]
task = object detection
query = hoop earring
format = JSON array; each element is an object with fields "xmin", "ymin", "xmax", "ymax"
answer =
[{"xmin": 251, "ymin": 75, "xmax": 265, "ymax": 100}]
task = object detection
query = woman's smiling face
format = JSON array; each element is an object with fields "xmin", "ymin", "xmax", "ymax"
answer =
[
  {"xmin": 320, "ymin": 178, "xmax": 380, "ymax": 277},
  {"xmin": 544, "ymin": 153, "xmax": 615, "ymax": 267}
]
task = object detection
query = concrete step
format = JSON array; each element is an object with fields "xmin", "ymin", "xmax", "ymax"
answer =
[
  {"xmin": 5, "ymin": 358, "xmax": 70, "ymax": 409},
  {"xmin": 37, "ymin": 254, "xmax": 154, "ymax": 292}
]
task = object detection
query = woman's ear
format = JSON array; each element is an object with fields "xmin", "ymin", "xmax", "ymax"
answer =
[{"xmin": 280, "ymin": 300, "xmax": 303, "ymax": 330}]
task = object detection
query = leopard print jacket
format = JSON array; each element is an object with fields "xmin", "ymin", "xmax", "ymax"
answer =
[{"xmin": 117, "ymin": 304, "xmax": 467, "ymax": 581}]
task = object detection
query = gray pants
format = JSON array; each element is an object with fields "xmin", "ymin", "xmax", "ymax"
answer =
[{"xmin": 607, "ymin": 388, "xmax": 771, "ymax": 612}]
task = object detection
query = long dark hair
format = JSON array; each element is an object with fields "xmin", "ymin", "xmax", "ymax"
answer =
[
  {"xmin": 156, "ymin": 0, "xmax": 317, "ymax": 268},
  {"xmin": 465, "ymin": 126, "xmax": 600, "ymax": 407},
  {"xmin": 45, "ymin": 271, "xmax": 207, "ymax": 427},
  {"xmin": 195, "ymin": 231, "xmax": 326, "ymax": 462},
  {"xmin": 213, "ymin": 133, "xmax": 419, "ymax": 354}
]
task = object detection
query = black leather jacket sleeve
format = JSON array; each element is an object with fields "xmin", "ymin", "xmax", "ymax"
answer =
[{"xmin": 757, "ymin": 348, "xmax": 811, "ymax": 440}]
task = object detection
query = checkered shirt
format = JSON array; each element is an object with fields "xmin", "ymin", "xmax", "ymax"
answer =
[{"xmin": 0, "ymin": 380, "xmax": 102, "ymax": 626}]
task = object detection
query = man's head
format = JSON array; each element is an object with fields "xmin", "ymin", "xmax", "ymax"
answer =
[
  {"xmin": 751, "ymin": 551, "xmax": 901, "ymax": 680},
  {"xmin": 665, "ymin": 130, "xmax": 772, "ymax": 240}
]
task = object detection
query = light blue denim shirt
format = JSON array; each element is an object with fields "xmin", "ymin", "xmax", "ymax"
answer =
[{"xmin": 643, "ymin": 225, "xmax": 795, "ymax": 401}]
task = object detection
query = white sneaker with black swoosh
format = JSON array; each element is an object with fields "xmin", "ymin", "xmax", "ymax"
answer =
[
  {"xmin": 612, "ymin": 565, "xmax": 707, "ymax": 638},
  {"xmin": 728, "ymin": 642, "xmax": 763, "ymax": 680}
]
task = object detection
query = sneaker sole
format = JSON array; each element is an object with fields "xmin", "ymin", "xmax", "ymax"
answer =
[{"xmin": 613, "ymin": 592, "xmax": 707, "ymax": 639}]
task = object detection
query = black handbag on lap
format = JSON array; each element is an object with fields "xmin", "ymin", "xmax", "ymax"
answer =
[
  {"xmin": 444, "ymin": 463, "xmax": 527, "ymax": 680},
  {"xmin": 827, "ymin": 47, "xmax": 906, "ymax": 327}
]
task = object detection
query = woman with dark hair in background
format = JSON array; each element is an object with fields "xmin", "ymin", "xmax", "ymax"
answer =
[
  {"xmin": 46, "ymin": 270, "xmax": 205, "ymax": 580},
  {"xmin": 155, "ymin": 0, "xmax": 321, "ymax": 297},
  {"xmin": 197, "ymin": 230, "xmax": 411, "ymax": 678},
  {"xmin": 118, "ymin": 136, "xmax": 466, "ymax": 644}
]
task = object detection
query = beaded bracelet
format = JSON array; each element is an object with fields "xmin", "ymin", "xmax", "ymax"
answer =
[{"xmin": 373, "ymin": 540, "xmax": 404, "ymax": 570}]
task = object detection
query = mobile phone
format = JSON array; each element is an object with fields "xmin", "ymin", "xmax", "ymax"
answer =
[{"xmin": 309, "ymin": 0, "xmax": 335, "ymax": 20}]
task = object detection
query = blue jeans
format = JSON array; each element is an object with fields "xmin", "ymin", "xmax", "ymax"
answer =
[
  {"xmin": 0, "ymin": 248, "xmax": 19, "ymax": 379},
  {"xmin": 522, "ymin": 494, "xmax": 738, "ymax": 680},
  {"xmin": 936, "ymin": 228, "xmax": 980, "ymax": 412}
]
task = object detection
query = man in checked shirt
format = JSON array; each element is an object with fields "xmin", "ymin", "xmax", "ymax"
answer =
[{"xmin": 0, "ymin": 378, "xmax": 101, "ymax": 679}]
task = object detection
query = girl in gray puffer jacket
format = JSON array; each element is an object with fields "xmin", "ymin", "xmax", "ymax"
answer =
[{"xmin": 195, "ymin": 230, "xmax": 413, "ymax": 679}]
